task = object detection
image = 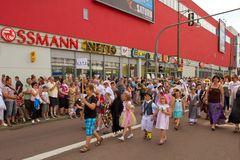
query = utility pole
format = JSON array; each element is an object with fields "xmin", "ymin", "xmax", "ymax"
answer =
[
  {"xmin": 154, "ymin": 7, "xmax": 240, "ymax": 76},
  {"xmin": 177, "ymin": 0, "xmax": 181, "ymax": 78},
  {"xmin": 229, "ymin": 38, "xmax": 233, "ymax": 76}
]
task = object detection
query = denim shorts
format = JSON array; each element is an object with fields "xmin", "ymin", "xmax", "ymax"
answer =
[{"xmin": 5, "ymin": 100, "xmax": 17, "ymax": 117}]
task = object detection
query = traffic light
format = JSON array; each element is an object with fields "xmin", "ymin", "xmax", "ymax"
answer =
[
  {"xmin": 188, "ymin": 12, "xmax": 194, "ymax": 26},
  {"xmin": 31, "ymin": 51, "xmax": 36, "ymax": 63}
]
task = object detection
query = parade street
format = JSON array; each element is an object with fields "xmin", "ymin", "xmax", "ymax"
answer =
[{"xmin": 0, "ymin": 108, "xmax": 239, "ymax": 160}]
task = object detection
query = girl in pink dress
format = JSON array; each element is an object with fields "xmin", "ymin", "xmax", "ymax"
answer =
[
  {"xmin": 155, "ymin": 95, "xmax": 171, "ymax": 145},
  {"xmin": 118, "ymin": 92, "xmax": 137, "ymax": 141}
]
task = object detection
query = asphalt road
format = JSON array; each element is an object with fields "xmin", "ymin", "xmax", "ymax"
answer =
[
  {"xmin": 0, "ymin": 108, "xmax": 240, "ymax": 160},
  {"xmin": 48, "ymin": 116, "xmax": 240, "ymax": 160}
]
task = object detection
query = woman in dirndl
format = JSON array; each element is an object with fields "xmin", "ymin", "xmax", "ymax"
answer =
[
  {"xmin": 204, "ymin": 75, "xmax": 225, "ymax": 131},
  {"xmin": 228, "ymin": 84, "xmax": 240, "ymax": 133}
]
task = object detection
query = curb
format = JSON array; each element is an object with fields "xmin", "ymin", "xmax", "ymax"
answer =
[{"xmin": 0, "ymin": 116, "xmax": 70, "ymax": 131}]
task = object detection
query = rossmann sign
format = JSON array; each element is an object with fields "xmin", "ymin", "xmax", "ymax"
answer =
[{"xmin": 0, "ymin": 26, "xmax": 80, "ymax": 50}]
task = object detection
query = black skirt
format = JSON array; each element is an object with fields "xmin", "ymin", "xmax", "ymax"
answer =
[{"xmin": 228, "ymin": 97, "xmax": 240, "ymax": 124}]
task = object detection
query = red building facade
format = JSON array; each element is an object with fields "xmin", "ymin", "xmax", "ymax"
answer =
[{"xmin": 0, "ymin": 0, "xmax": 234, "ymax": 78}]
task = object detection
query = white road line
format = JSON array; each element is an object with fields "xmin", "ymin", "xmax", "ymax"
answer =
[
  {"xmin": 23, "ymin": 110, "xmax": 189, "ymax": 160},
  {"xmin": 23, "ymin": 124, "xmax": 141, "ymax": 160}
]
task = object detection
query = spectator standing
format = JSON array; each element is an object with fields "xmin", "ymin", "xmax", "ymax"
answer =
[
  {"xmin": 41, "ymin": 85, "xmax": 50, "ymax": 120},
  {"xmin": 30, "ymin": 82, "xmax": 41, "ymax": 124},
  {"xmin": 47, "ymin": 77, "xmax": 59, "ymax": 118},
  {"xmin": 59, "ymin": 79, "xmax": 69, "ymax": 116},
  {"xmin": 15, "ymin": 76, "xmax": 23, "ymax": 95},
  {"xmin": 3, "ymin": 76, "xmax": 17, "ymax": 127},
  {"xmin": 23, "ymin": 78, "xmax": 32, "ymax": 118}
]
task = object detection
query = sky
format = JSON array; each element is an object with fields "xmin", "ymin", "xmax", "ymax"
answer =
[{"xmin": 193, "ymin": 0, "xmax": 240, "ymax": 33}]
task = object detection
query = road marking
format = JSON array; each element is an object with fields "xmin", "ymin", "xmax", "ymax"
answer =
[
  {"xmin": 24, "ymin": 110, "xmax": 190, "ymax": 160},
  {"xmin": 23, "ymin": 124, "xmax": 141, "ymax": 160}
]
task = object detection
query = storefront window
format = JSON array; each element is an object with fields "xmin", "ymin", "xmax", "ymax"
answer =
[
  {"xmin": 92, "ymin": 60, "xmax": 103, "ymax": 79},
  {"xmin": 76, "ymin": 60, "xmax": 90, "ymax": 78},
  {"xmin": 122, "ymin": 64, "xmax": 128, "ymax": 77},
  {"xmin": 130, "ymin": 64, "xmax": 136, "ymax": 77},
  {"xmin": 51, "ymin": 57, "xmax": 74, "ymax": 78},
  {"xmin": 105, "ymin": 62, "xmax": 120, "ymax": 80}
]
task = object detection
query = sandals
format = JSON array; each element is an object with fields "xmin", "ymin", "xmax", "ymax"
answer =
[
  {"xmin": 211, "ymin": 125, "xmax": 216, "ymax": 131},
  {"xmin": 233, "ymin": 127, "xmax": 239, "ymax": 133},
  {"xmin": 158, "ymin": 140, "xmax": 165, "ymax": 145},
  {"xmin": 95, "ymin": 137, "xmax": 103, "ymax": 146},
  {"xmin": 79, "ymin": 146, "xmax": 90, "ymax": 153},
  {"xmin": 174, "ymin": 125, "xmax": 179, "ymax": 130}
]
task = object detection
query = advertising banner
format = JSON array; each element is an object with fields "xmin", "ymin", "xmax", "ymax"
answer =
[
  {"xmin": 219, "ymin": 19, "xmax": 226, "ymax": 53},
  {"xmin": 96, "ymin": 0, "xmax": 154, "ymax": 22},
  {"xmin": 76, "ymin": 58, "xmax": 88, "ymax": 69}
]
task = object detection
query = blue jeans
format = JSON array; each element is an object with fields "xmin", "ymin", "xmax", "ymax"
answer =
[{"xmin": 5, "ymin": 101, "xmax": 17, "ymax": 117}]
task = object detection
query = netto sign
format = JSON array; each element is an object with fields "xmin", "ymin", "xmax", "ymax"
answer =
[{"xmin": 82, "ymin": 41, "xmax": 117, "ymax": 55}]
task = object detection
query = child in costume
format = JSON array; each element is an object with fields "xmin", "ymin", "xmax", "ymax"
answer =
[
  {"xmin": 141, "ymin": 91, "xmax": 157, "ymax": 140},
  {"xmin": 118, "ymin": 92, "xmax": 137, "ymax": 141},
  {"xmin": 172, "ymin": 89, "xmax": 185, "ymax": 130},
  {"xmin": 155, "ymin": 95, "xmax": 171, "ymax": 145}
]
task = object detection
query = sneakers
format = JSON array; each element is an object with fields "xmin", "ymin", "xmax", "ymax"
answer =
[
  {"xmin": 118, "ymin": 136, "xmax": 125, "ymax": 141},
  {"xmin": 36, "ymin": 119, "xmax": 40, "ymax": 122},
  {"xmin": 127, "ymin": 133, "xmax": 134, "ymax": 139},
  {"xmin": 32, "ymin": 120, "xmax": 35, "ymax": 124}
]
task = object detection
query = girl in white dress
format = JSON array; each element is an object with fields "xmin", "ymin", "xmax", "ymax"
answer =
[{"xmin": 155, "ymin": 95, "xmax": 171, "ymax": 145}]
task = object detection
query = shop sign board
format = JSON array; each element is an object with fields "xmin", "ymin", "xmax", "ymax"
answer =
[
  {"xmin": 76, "ymin": 58, "xmax": 88, "ymax": 69},
  {"xmin": 131, "ymin": 48, "xmax": 153, "ymax": 59},
  {"xmin": 0, "ymin": 26, "xmax": 79, "ymax": 50},
  {"xmin": 82, "ymin": 40, "xmax": 117, "ymax": 55},
  {"xmin": 121, "ymin": 46, "xmax": 130, "ymax": 57}
]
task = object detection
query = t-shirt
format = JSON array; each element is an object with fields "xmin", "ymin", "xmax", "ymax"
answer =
[
  {"xmin": 23, "ymin": 84, "xmax": 32, "ymax": 100},
  {"xmin": 229, "ymin": 81, "xmax": 240, "ymax": 93},
  {"xmin": 47, "ymin": 82, "xmax": 58, "ymax": 98},
  {"xmin": 84, "ymin": 95, "xmax": 97, "ymax": 119},
  {"xmin": 41, "ymin": 92, "xmax": 49, "ymax": 104},
  {"xmin": 59, "ymin": 84, "xmax": 69, "ymax": 98},
  {"xmin": 3, "ymin": 85, "xmax": 15, "ymax": 101},
  {"xmin": 16, "ymin": 80, "xmax": 23, "ymax": 94}
]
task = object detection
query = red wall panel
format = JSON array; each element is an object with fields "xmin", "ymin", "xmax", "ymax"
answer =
[{"xmin": 0, "ymin": 0, "xmax": 233, "ymax": 67}]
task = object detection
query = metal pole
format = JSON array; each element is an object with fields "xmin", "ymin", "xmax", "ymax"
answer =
[
  {"xmin": 155, "ymin": 7, "xmax": 240, "ymax": 69},
  {"xmin": 177, "ymin": 0, "xmax": 180, "ymax": 78},
  {"xmin": 229, "ymin": 38, "xmax": 233, "ymax": 76}
]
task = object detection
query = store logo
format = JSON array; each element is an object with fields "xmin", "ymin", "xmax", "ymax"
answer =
[{"xmin": 1, "ymin": 27, "xmax": 16, "ymax": 42}]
